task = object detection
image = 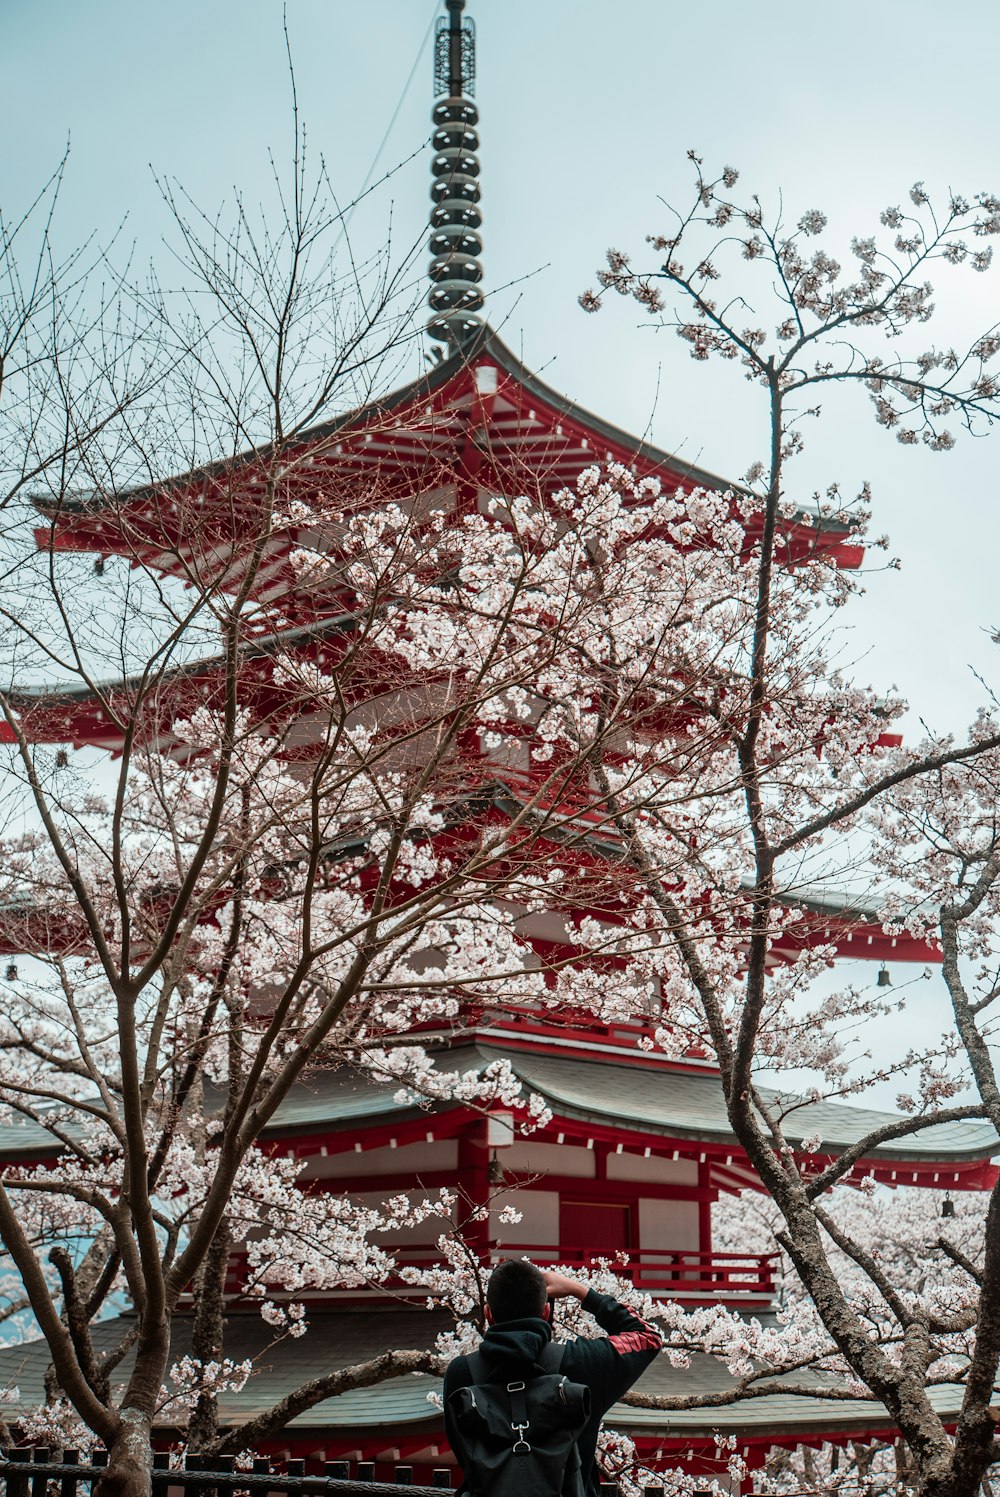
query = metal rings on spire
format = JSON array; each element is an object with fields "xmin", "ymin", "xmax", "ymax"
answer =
[{"xmin": 427, "ymin": 3, "xmax": 483, "ymax": 345}]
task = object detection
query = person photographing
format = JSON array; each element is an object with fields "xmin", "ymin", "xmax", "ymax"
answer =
[{"xmin": 444, "ymin": 1261, "xmax": 663, "ymax": 1497}]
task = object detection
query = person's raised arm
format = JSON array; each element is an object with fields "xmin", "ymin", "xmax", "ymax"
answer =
[
  {"xmin": 543, "ymin": 1269, "xmax": 662, "ymax": 1354},
  {"xmin": 542, "ymin": 1270, "xmax": 589, "ymax": 1303}
]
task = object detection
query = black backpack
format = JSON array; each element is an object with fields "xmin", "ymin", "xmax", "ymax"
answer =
[{"xmin": 447, "ymin": 1342, "xmax": 591, "ymax": 1497}]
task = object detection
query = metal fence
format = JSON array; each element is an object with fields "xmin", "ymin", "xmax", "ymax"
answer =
[
  {"xmin": 0, "ymin": 1450, "xmax": 666, "ymax": 1497},
  {"xmin": 0, "ymin": 1452, "xmax": 449, "ymax": 1497}
]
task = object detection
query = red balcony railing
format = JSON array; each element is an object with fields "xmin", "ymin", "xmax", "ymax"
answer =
[
  {"xmin": 491, "ymin": 1243, "xmax": 778, "ymax": 1300},
  {"xmin": 382, "ymin": 1243, "xmax": 779, "ymax": 1303},
  {"xmin": 217, "ymin": 1244, "xmax": 779, "ymax": 1306}
]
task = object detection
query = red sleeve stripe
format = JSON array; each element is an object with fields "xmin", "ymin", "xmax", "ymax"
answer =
[{"xmin": 609, "ymin": 1325, "xmax": 663, "ymax": 1355}]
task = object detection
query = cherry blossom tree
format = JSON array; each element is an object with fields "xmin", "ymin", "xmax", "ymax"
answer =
[
  {"xmin": 711, "ymin": 1186, "xmax": 991, "ymax": 1497},
  {"xmin": 0, "ymin": 122, "xmax": 816, "ymax": 1495},
  {"xmin": 0, "ymin": 458, "xmax": 816, "ymax": 1482},
  {"xmin": 571, "ymin": 159, "xmax": 1000, "ymax": 1497},
  {"xmin": 0, "ymin": 112, "xmax": 593, "ymax": 1491},
  {"xmin": 8, "ymin": 136, "xmax": 1000, "ymax": 1497}
]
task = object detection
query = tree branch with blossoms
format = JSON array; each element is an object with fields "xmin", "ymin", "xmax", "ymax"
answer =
[{"xmin": 576, "ymin": 157, "xmax": 1000, "ymax": 1497}]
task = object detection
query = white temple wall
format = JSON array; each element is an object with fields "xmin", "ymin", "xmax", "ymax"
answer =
[
  {"xmin": 299, "ymin": 1139, "xmax": 458, "ymax": 1180},
  {"xmin": 491, "ymin": 1188, "xmax": 559, "ymax": 1247},
  {"xmin": 639, "ymin": 1197, "xmax": 700, "ymax": 1252},
  {"xmin": 354, "ymin": 1189, "xmax": 456, "ymax": 1243},
  {"xmin": 607, "ymin": 1153, "xmax": 698, "ymax": 1184},
  {"xmin": 501, "ymin": 1142, "xmax": 594, "ymax": 1177}
]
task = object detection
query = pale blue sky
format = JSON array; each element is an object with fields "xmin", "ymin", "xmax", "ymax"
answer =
[
  {"xmin": 5, "ymin": 0, "xmax": 1000, "ymax": 1100},
  {"xmin": 5, "ymin": 0, "xmax": 1000, "ymax": 737}
]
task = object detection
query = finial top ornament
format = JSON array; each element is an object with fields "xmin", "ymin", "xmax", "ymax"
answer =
[
  {"xmin": 427, "ymin": 0, "xmax": 484, "ymax": 346},
  {"xmin": 434, "ymin": 0, "xmax": 476, "ymax": 100}
]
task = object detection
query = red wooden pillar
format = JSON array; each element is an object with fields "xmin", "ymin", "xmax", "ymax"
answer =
[
  {"xmin": 697, "ymin": 1159, "xmax": 713, "ymax": 1254},
  {"xmin": 457, "ymin": 1113, "xmax": 491, "ymax": 1259}
]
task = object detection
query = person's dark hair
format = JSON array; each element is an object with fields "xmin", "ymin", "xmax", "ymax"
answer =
[{"xmin": 486, "ymin": 1259, "xmax": 548, "ymax": 1322}]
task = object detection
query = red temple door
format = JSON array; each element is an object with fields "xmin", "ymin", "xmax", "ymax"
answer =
[{"xmin": 560, "ymin": 1199, "xmax": 632, "ymax": 1264}]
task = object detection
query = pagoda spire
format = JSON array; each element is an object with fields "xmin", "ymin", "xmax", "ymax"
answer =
[{"xmin": 427, "ymin": 0, "xmax": 484, "ymax": 345}]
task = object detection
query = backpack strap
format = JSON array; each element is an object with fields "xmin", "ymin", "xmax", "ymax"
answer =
[
  {"xmin": 507, "ymin": 1378, "xmax": 531, "ymax": 1452},
  {"xmin": 537, "ymin": 1341, "xmax": 565, "ymax": 1374}
]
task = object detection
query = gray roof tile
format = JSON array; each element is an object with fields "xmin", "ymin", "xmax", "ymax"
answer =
[
  {"xmin": 0, "ymin": 1313, "xmax": 976, "ymax": 1441},
  {"xmin": 262, "ymin": 1044, "xmax": 998, "ymax": 1165},
  {"xmin": 1, "ymin": 1043, "xmax": 994, "ymax": 1167}
]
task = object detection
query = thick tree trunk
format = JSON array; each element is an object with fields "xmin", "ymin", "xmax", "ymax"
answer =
[
  {"xmin": 95, "ymin": 1311, "xmax": 170, "ymax": 1497},
  {"xmin": 97, "ymin": 1407, "xmax": 154, "ymax": 1497},
  {"xmin": 187, "ymin": 1215, "xmax": 232, "ymax": 1450}
]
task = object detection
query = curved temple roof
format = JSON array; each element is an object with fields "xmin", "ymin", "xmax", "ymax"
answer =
[
  {"xmin": 31, "ymin": 325, "xmax": 864, "ymax": 606},
  {"xmin": 0, "ymin": 1043, "xmax": 993, "ymax": 1180},
  {"xmin": 0, "ymin": 1045, "xmax": 991, "ymax": 1452},
  {"xmin": 0, "ymin": 1307, "xmax": 983, "ymax": 1452},
  {"xmin": 256, "ymin": 1043, "xmax": 999, "ymax": 1181}
]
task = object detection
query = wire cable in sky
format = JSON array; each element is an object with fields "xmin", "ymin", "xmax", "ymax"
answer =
[{"xmin": 349, "ymin": 3, "xmax": 438, "ymax": 213}]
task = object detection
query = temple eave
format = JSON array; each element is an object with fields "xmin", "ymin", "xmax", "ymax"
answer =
[{"xmin": 29, "ymin": 328, "xmax": 863, "ymax": 598}]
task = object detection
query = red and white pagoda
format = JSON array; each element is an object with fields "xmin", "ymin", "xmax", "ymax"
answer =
[{"xmin": 0, "ymin": 2, "xmax": 995, "ymax": 1487}]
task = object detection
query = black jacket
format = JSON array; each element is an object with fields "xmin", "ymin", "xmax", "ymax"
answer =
[{"xmin": 442, "ymin": 1291, "xmax": 662, "ymax": 1496}]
